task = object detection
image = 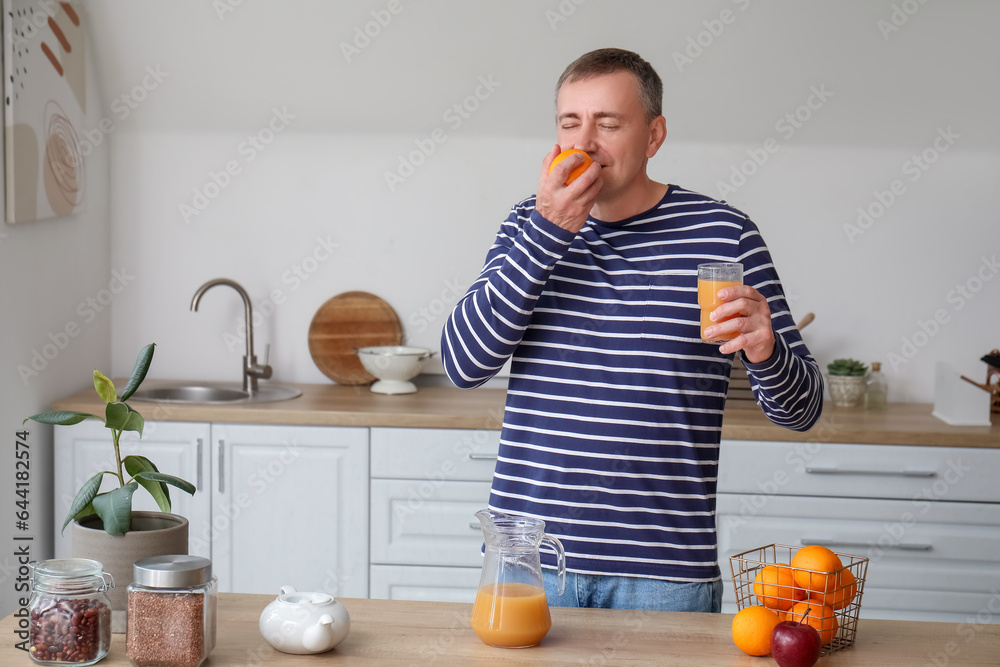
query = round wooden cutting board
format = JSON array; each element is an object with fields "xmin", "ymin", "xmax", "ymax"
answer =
[{"xmin": 308, "ymin": 291, "xmax": 404, "ymax": 385}]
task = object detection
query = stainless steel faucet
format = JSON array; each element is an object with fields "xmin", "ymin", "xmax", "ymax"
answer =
[{"xmin": 191, "ymin": 278, "xmax": 272, "ymax": 395}]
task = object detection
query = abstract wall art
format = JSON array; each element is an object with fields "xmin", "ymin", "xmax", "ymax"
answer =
[{"xmin": 3, "ymin": 0, "xmax": 86, "ymax": 223}]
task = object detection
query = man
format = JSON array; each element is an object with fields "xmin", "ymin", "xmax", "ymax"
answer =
[{"xmin": 441, "ymin": 48, "xmax": 822, "ymax": 613}]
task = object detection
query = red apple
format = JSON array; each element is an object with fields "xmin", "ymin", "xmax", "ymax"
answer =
[{"xmin": 771, "ymin": 611, "xmax": 823, "ymax": 667}]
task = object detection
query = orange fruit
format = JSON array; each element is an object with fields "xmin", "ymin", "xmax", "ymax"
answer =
[
  {"xmin": 549, "ymin": 148, "xmax": 593, "ymax": 184},
  {"xmin": 791, "ymin": 545, "xmax": 843, "ymax": 593},
  {"xmin": 808, "ymin": 568, "xmax": 857, "ymax": 610},
  {"xmin": 785, "ymin": 601, "xmax": 839, "ymax": 645},
  {"xmin": 753, "ymin": 564, "xmax": 806, "ymax": 611},
  {"xmin": 731, "ymin": 606, "xmax": 781, "ymax": 656}
]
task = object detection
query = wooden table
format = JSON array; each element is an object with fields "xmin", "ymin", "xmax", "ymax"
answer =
[{"xmin": 3, "ymin": 593, "xmax": 999, "ymax": 665}]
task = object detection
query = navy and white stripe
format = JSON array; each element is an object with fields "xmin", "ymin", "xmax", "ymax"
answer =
[{"xmin": 442, "ymin": 186, "xmax": 823, "ymax": 582}]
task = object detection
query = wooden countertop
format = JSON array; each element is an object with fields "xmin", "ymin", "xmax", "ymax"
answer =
[
  {"xmin": 3, "ymin": 593, "xmax": 998, "ymax": 665},
  {"xmin": 51, "ymin": 381, "xmax": 1000, "ymax": 448}
]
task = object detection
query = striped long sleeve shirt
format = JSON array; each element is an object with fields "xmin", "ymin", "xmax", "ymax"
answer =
[{"xmin": 441, "ymin": 186, "xmax": 823, "ymax": 582}]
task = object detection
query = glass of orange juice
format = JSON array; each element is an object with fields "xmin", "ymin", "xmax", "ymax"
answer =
[{"xmin": 698, "ymin": 262, "xmax": 743, "ymax": 343}]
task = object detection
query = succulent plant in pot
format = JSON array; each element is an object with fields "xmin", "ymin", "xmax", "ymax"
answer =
[
  {"xmin": 827, "ymin": 358, "xmax": 868, "ymax": 377},
  {"xmin": 23, "ymin": 343, "xmax": 195, "ymax": 632},
  {"xmin": 826, "ymin": 358, "xmax": 869, "ymax": 407}
]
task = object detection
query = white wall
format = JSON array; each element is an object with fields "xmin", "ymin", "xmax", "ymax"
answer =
[
  {"xmin": 0, "ymin": 11, "xmax": 111, "ymax": 614},
  {"xmin": 88, "ymin": 0, "xmax": 999, "ymax": 404}
]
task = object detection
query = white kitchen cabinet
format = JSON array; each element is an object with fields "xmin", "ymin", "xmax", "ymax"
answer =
[
  {"xmin": 716, "ymin": 440, "xmax": 1000, "ymax": 623},
  {"xmin": 370, "ymin": 479, "xmax": 491, "ymax": 567},
  {"xmin": 369, "ymin": 427, "xmax": 498, "ymax": 602},
  {"xmin": 211, "ymin": 424, "xmax": 368, "ymax": 597},
  {"xmin": 369, "ymin": 564, "xmax": 482, "ymax": 602},
  {"xmin": 55, "ymin": 421, "xmax": 369, "ymax": 598},
  {"xmin": 53, "ymin": 421, "xmax": 212, "ymax": 559}
]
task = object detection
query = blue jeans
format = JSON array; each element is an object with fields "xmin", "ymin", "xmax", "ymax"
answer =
[{"xmin": 542, "ymin": 570, "xmax": 722, "ymax": 613}]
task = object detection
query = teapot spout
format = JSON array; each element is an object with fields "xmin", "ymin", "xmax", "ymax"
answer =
[{"xmin": 301, "ymin": 614, "xmax": 335, "ymax": 653}]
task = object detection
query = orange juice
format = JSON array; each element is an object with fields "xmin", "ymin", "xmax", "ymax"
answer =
[
  {"xmin": 470, "ymin": 582, "xmax": 551, "ymax": 648},
  {"xmin": 698, "ymin": 279, "xmax": 741, "ymax": 341}
]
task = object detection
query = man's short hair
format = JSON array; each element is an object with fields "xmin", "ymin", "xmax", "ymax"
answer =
[{"xmin": 556, "ymin": 48, "xmax": 663, "ymax": 123}]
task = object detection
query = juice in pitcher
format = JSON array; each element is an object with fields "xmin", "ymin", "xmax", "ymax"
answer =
[{"xmin": 470, "ymin": 582, "xmax": 552, "ymax": 648}]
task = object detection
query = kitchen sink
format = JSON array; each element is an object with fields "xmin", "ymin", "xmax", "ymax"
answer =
[{"xmin": 129, "ymin": 381, "xmax": 302, "ymax": 404}]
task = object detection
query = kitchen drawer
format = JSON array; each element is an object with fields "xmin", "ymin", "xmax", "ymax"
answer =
[
  {"xmin": 717, "ymin": 494, "xmax": 1000, "ymax": 571},
  {"xmin": 718, "ymin": 440, "xmax": 1000, "ymax": 502},
  {"xmin": 370, "ymin": 479, "xmax": 491, "ymax": 567},
  {"xmin": 371, "ymin": 427, "xmax": 500, "ymax": 482},
  {"xmin": 717, "ymin": 494, "xmax": 1000, "ymax": 623},
  {"xmin": 369, "ymin": 565, "xmax": 480, "ymax": 603}
]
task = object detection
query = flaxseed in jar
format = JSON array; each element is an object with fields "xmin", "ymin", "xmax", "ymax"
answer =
[
  {"xmin": 126, "ymin": 555, "xmax": 217, "ymax": 667},
  {"xmin": 28, "ymin": 558, "xmax": 113, "ymax": 666}
]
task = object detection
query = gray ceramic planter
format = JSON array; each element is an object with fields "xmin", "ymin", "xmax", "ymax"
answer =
[{"xmin": 71, "ymin": 511, "xmax": 189, "ymax": 633}]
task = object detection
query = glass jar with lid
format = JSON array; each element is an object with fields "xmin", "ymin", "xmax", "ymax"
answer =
[
  {"xmin": 27, "ymin": 558, "xmax": 113, "ymax": 666},
  {"xmin": 126, "ymin": 555, "xmax": 217, "ymax": 667}
]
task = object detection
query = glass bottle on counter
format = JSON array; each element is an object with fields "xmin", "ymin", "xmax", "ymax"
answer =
[
  {"xmin": 126, "ymin": 555, "xmax": 217, "ymax": 667},
  {"xmin": 27, "ymin": 558, "xmax": 113, "ymax": 666},
  {"xmin": 866, "ymin": 361, "xmax": 888, "ymax": 410}
]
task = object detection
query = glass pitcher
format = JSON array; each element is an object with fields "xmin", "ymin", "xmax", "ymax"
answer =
[{"xmin": 470, "ymin": 508, "xmax": 566, "ymax": 648}]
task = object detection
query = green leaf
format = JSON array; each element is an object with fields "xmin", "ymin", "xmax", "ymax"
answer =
[
  {"xmin": 92, "ymin": 482, "xmax": 139, "ymax": 536},
  {"xmin": 93, "ymin": 370, "xmax": 117, "ymax": 404},
  {"xmin": 122, "ymin": 409, "xmax": 145, "ymax": 437},
  {"xmin": 136, "ymin": 472, "xmax": 196, "ymax": 497},
  {"xmin": 125, "ymin": 455, "xmax": 171, "ymax": 513},
  {"xmin": 24, "ymin": 410, "xmax": 101, "ymax": 427},
  {"xmin": 62, "ymin": 472, "xmax": 111, "ymax": 534},
  {"xmin": 104, "ymin": 403, "xmax": 144, "ymax": 435},
  {"xmin": 119, "ymin": 343, "xmax": 155, "ymax": 403},
  {"xmin": 105, "ymin": 402, "xmax": 130, "ymax": 430},
  {"xmin": 72, "ymin": 502, "xmax": 96, "ymax": 522}
]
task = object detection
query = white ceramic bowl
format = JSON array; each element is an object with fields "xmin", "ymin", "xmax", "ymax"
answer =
[{"xmin": 356, "ymin": 346, "xmax": 434, "ymax": 394}]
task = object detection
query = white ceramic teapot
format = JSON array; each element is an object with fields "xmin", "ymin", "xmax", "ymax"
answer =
[{"xmin": 259, "ymin": 586, "xmax": 350, "ymax": 654}]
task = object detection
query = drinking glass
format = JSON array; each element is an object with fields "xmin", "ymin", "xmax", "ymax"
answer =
[{"xmin": 698, "ymin": 263, "xmax": 743, "ymax": 343}]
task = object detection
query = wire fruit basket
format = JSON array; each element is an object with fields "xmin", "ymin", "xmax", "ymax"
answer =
[{"xmin": 730, "ymin": 544, "xmax": 869, "ymax": 655}]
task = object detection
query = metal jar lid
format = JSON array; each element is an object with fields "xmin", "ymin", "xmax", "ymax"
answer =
[{"xmin": 133, "ymin": 554, "xmax": 213, "ymax": 588}]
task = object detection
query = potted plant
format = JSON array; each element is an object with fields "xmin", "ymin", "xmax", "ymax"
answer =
[
  {"xmin": 24, "ymin": 342, "xmax": 196, "ymax": 632},
  {"xmin": 826, "ymin": 358, "xmax": 869, "ymax": 407}
]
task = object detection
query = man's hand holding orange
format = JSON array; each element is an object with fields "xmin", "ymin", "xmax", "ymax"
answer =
[{"xmin": 535, "ymin": 145, "xmax": 602, "ymax": 234}]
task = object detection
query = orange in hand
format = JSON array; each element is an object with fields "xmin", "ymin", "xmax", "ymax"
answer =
[
  {"xmin": 753, "ymin": 564, "xmax": 806, "ymax": 611},
  {"xmin": 791, "ymin": 545, "xmax": 843, "ymax": 593},
  {"xmin": 549, "ymin": 148, "xmax": 594, "ymax": 185},
  {"xmin": 731, "ymin": 606, "xmax": 781, "ymax": 656}
]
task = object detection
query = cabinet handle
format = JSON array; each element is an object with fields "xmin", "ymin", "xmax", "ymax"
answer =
[
  {"xmin": 218, "ymin": 440, "xmax": 225, "ymax": 493},
  {"xmin": 468, "ymin": 453, "xmax": 498, "ymax": 461},
  {"xmin": 804, "ymin": 466, "xmax": 936, "ymax": 478},
  {"xmin": 196, "ymin": 438, "xmax": 203, "ymax": 491},
  {"xmin": 801, "ymin": 538, "xmax": 933, "ymax": 552}
]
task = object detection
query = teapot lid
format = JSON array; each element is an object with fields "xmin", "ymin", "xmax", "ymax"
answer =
[{"xmin": 133, "ymin": 554, "xmax": 213, "ymax": 588}]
